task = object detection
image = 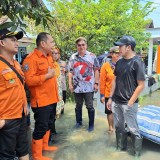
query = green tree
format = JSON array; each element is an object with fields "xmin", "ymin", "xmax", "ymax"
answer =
[
  {"xmin": 0, "ymin": 0, "xmax": 52, "ymax": 32},
  {"xmin": 26, "ymin": 0, "xmax": 154, "ymax": 56}
]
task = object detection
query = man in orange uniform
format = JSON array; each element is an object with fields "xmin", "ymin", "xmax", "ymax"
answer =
[
  {"xmin": 0, "ymin": 28, "xmax": 29, "ymax": 160},
  {"xmin": 22, "ymin": 32, "xmax": 59, "ymax": 160}
]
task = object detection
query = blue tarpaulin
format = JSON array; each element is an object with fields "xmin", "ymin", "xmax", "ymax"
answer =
[{"xmin": 137, "ymin": 105, "xmax": 160, "ymax": 144}]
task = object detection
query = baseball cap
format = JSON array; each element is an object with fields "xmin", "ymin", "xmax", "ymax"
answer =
[
  {"xmin": 109, "ymin": 46, "xmax": 119, "ymax": 53},
  {"xmin": 114, "ymin": 35, "xmax": 136, "ymax": 48},
  {"xmin": 0, "ymin": 28, "xmax": 23, "ymax": 40}
]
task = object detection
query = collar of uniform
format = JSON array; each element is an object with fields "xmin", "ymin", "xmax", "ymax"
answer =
[
  {"xmin": 0, "ymin": 54, "xmax": 15, "ymax": 66},
  {"xmin": 34, "ymin": 48, "xmax": 49, "ymax": 57}
]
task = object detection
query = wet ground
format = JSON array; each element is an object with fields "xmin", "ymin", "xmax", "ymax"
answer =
[{"xmin": 29, "ymin": 90, "xmax": 160, "ymax": 160}]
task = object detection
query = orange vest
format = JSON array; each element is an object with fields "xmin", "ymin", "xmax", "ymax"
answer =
[
  {"xmin": 22, "ymin": 49, "xmax": 59, "ymax": 108},
  {"xmin": 0, "ymin": 55, "xmax": 27, "ymax": 119},
  {"xmin": 100, "ymin": 62, "xmax": 115, "ymax": 97}
]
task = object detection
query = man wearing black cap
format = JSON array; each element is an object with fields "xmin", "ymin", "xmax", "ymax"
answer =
[
  {"xmin": 0, "ymin": 28, "xmax": 29, "ymax": 160},
  {"xmin": 107, "ymin": 35, "xmax": 145, "ymax": 157}
]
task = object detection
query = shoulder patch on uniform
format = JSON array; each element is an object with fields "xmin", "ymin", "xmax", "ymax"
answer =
[{"xmin": 23, "ymin": 64, "xmax": 29, "ymax": 71}]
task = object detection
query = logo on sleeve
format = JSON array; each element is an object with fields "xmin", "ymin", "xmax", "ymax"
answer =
[{"xmin": 23, "ymin": 64, "xmax": 29, "ymax": 71}]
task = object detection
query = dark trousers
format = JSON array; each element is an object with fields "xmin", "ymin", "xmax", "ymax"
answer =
[
  {"xmin": 0, "ymin": 115, "xmax": 29, "ymax": 160},
  {"xmin": 32, "ymin": 103, "xmax": 57, "ymax": 140},
  {"xmin": 74, "ymin": 92, "xmax": 95, "ymax": 126},
  {"xmin": 63, "ymin": 90, "xmax": 67, "ymax": 103}
]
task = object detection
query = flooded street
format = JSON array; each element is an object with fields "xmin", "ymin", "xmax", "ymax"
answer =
[{"xmin": 29, "ymin": 90, "xmax": 160, "ymax": 160}]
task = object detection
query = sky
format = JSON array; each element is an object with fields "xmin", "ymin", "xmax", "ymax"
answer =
[
  {"xmin": 141, "ymin": 0, "xmax": 160, "ymax": 27},
  {"xmin": 43, "ymin": 0, "xmax": 160, "ymax": 28}
]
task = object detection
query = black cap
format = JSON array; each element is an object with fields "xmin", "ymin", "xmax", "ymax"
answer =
[
  {"xmin": 0, "ymin": 28, "xmax": 23, "ymax": 40},
  {"xmin": 114, "ymin": 35, "xmax": 136, "ymax": 48}
]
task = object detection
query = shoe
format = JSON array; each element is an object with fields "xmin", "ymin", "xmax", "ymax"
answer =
[
  {"xmin": 75, "ymin": 123, "xmax": 82, "ymax": 129},
  {"xmin": 88, "ymin": 126, "xmax": 94, "ymax": 132}
]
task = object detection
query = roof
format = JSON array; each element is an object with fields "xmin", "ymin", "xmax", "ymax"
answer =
[{"xmin": 145, "ymin": 20, "xmax": 154, "ymax": 29}]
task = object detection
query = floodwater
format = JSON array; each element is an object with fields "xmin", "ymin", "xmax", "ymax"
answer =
[{"xmin": 29, "ymin": 90, "xmax": 160, "ymax": 160}]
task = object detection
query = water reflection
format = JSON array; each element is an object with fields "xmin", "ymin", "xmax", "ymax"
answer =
[{"xmin": 29, "ymin": 91, "xmax": 160, "ymax": 160}]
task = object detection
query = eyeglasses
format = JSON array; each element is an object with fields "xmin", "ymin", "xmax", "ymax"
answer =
[{"xmin": 77, "ymin": 44, "xmax": 85, "ymax": 47}]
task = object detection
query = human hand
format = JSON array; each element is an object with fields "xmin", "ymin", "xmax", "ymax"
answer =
[
  {"xmin": 127, "ymin": 101, "xmax": 134, "ymax": 107},
  {"xmin": 94, "ymin": 83, "xmax": 98, "ymax": 92},
  {"xmin": 100, "ymin": 97, "xmax": 105, "ymax": 104},
  {"xmin": 107, "ymin": 98, "xmax": 112, "ymax": 110},
  {"xmin": 46, "ymin": 67, "xmax": 55, "ymax": 79},
  {"xmin": 0, "ymin": 119, "xmax": 5, "ymax": 129},
  {"xmin": 69, "ymin": 84, "xmax": 74, "ymax": 92}
]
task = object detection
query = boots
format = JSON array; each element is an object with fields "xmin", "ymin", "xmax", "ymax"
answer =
[
  {"xmin": 115, "ymin": 131, "xmax": 127, "ymax": 151},
  {"xmin": 134, "ymin": 136, "xmax": 143, "ymax": 157},
  {"xmin": 43, "ymin": 130, "xmax": 58, "ymax": 151},
  {"xmin": 75, "ymin": 108, "xmax": 82, "ymax": 128},
  {"xmin": 88, "ymin": 109, "xmax": 95, "ymax": 132},
  {"xmin": 32, "ymin": 138, "xmax": 51, "ymax": 160}
]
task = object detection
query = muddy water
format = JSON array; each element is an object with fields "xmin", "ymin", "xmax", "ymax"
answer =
[{"xmin": 29, "ymin": 90, "xmax": 160, "ymax": 160}]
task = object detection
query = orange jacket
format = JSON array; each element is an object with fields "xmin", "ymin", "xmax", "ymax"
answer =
[
  {"xmin": 100, "ymin": 62, "xmax": 115, "ymax": 97},
  {"xmin": 22, "ymin": 49, "xmax": 59, "ymax": 108},
  {"xmin": 0, "ymin": 55, "xmax": 27, "ymax": 120}
]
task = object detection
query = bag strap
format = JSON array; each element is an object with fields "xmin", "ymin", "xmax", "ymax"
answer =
[{"xmin": 0, "ymin": 56, "xmax": 24, "ymax": 84}]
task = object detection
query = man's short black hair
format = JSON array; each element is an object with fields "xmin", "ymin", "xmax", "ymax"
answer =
[{"xmin": 36, "ymin": 32, "xmax": 50, "ymax": 47}]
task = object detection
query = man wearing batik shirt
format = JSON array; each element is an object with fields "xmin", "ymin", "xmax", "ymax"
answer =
[{"xmin": 68, "ymin": 37, "xmax": 99, "ymax": 132}]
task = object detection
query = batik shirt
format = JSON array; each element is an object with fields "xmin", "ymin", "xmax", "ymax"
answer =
[{"xmin": 68, "ymin": 51, "xmax": 99, "ymax": 93}]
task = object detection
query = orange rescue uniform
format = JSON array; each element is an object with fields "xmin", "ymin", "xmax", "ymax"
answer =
[
  {"xmin": 0, "ymin": 55, "xmax": 27, "ymax": 120},
  {"xmin": 100, "ymin": 62, "xmax": 115, "ymax": 97},
  {"xmin": 22, "ymin": 49, "xmax": 59, "ymax": 108}
]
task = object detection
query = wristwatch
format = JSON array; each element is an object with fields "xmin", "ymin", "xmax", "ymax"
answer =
[
  {"xmin": 108, "ymin": 96, "xmax": 112, "ymax": 99},
  {"xmin": 95, "ymin": 82, "xmax": 99, "ymax": 85}
]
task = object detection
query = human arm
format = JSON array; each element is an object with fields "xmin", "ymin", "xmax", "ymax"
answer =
[
  {"xmin": 128, "ymin": 80, "xmax": 145, "ymax": 107},
  {"xmin": 68, "ymin": 57, "xmax": 74, "ymax": 92},
  {"xmin": 100, "ymin": 63, "xmax": 107, "ymax": 104},
  {"xmin": 128, "ymin": 59, "xmax": 145, "ymax": 106},
  {"xmin": 23, "ymin": 60, "xmax": 55, "ymax": 87},
  {"xmin": 93, "ymin": 55, "xmax": 100, "ymax": 92},
  {"xmin": 94, "ymin": 69, "xmax": 99, "ymax": 92},
  {"xmin": 106, "ymin": 76, "xmax": 116, "ymax": 110},
  {"xmin": 68, "ymin": 72, "xmax": 74, "ymax": 92}
]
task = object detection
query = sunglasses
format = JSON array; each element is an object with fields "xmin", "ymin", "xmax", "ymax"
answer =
[{"xmin": 77, "ymin": 44, "xmax": 85, "ymax": 47}]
